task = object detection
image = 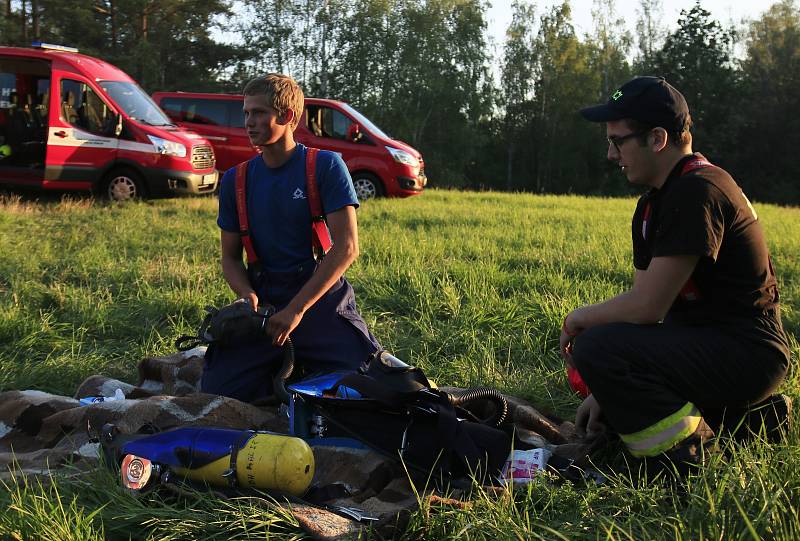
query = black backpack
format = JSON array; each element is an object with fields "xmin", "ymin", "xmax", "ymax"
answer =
[{"xmin": 291, "ymin": 351, "xmax": 512, "ymax": 486}]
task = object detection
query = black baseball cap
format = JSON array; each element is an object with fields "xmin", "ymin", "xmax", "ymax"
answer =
[{"xmin": 579, "ymin": 76, "xmax": 690, "ymax": 133}]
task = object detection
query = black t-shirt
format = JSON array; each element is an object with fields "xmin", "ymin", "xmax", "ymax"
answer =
[{"xmin": 632, "ymin": 153, "xmax": 789, "ymax": 358}]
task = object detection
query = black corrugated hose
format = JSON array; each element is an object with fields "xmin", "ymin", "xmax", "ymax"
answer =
[
  {"xmin": 448, "ymin": 387, "xmax": 509, "ymax": 427},
  {"xmin": 273, "ymin": 337, "xmax": 295, "ymax": 404}
]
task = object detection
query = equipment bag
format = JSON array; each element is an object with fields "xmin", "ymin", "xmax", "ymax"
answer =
[{"xmin": 289, "ymin": 351, "xmax": 512, "ymax": 485}]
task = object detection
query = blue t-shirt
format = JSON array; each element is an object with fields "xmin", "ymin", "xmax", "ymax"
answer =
[{"xmin": 217, "ymin": 144, "xmax": 359, "ymax": 272}]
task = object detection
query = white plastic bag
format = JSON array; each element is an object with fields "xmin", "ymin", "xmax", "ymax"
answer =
[{"xmin": 502, "ymin": 448, "xmax": 552, "ymax": 485}]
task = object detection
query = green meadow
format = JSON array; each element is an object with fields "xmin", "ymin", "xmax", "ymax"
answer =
[{"xmin": 0, "ymin": 190, "xmax": 798, "ymax": 540}]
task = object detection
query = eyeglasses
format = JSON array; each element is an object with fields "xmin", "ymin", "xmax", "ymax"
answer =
[{"xmin": 607, "ymin": 130, "xmax": 649, "ymax": 152}]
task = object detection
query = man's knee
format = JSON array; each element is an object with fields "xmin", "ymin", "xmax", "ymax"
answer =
[{"xmin": 571, "ymin": 323, "xmax": 624, "ymax": 374}]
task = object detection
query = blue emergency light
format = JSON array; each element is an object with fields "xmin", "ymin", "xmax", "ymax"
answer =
[{"xmin": 31, "ymin": 42, "xmax": 79, "ymax": 53}]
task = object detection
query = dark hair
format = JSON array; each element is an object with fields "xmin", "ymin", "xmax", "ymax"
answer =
[{"xmin": 624, "ymin": 117, "xmax": 692, "ymax": 147}]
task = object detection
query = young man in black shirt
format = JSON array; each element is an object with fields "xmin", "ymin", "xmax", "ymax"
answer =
[{"xmin": 563, "ymin": 76, "xmax": 791, "ymax": 472}]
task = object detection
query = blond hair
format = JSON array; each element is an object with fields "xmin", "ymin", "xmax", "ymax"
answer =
[{"xmin": 242, "ymin": 74, "xmax": 304, "ymax": 130}]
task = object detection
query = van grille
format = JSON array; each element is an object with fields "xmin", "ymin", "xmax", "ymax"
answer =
[{"xmin": 191, "ymin": 145, "xmax": 215, "ymax": 170}]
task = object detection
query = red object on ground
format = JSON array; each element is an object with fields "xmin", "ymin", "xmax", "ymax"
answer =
[{"xmin": 567, "ymin": 365, "xmax": 590, "ymax": 398}]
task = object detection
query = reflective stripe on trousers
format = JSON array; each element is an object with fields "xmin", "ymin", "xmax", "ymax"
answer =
[{"xmin": 620, "ymin": 402, "xmax": 702, "ymax": 457}]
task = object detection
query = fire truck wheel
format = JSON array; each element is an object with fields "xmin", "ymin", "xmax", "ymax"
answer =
[
  {"xmin": 351, "ymin": 173, "xmax": 383, "ymax": 201},
  {"xmin": 103, "ymin": 168, "xmax": 144, "ymax": 202}
]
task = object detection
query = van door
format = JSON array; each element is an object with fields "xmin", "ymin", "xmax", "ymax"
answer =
[
  {"xmin": 0, "ymin": 56, "xmax": 50, "ymax": 187},
  {"xmin": 303, "ymin": 104, "xmax": 366, "ymax": 163},
  {"xmin": 46, "ymin": 74, "xmax": 119, "ymax": 189}
]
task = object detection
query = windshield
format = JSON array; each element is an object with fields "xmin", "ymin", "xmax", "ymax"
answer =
[
  {"xmin": 339, "ymin": 103, "xmax": 391, "ymax": 140},
  {"xmin": 99, "ymin": 81, "xmax": 173, "ymax": 126}
]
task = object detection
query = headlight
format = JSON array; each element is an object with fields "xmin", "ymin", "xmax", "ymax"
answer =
[
  {"xmin": 386, "ymin": 146, "xmax": 418, "ymax": 167},
  {"xmin": 147, "ymin": 135, "xmax": 186, "ymax": 157}
]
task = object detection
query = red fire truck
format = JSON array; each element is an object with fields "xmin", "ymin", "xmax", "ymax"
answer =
[{"xmin": 0, "ymin": 43, "xmax": 217, "ymax": 201}]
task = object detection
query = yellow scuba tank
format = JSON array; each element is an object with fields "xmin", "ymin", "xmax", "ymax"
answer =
[
  {"xmin": 172, "ymin": 432, "xmax": 315, "ymax": 495},
  {"xmin": 116, "ymin": 427, "xmax": 314, "ymax": 497}
]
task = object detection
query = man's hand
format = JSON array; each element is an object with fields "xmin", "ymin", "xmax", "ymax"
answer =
[
  {"xmin": 560, "ymin": 312, "xmax": 582, "ymax": 368},
  {"xmin": 575, "ymin": 394, "xmax": 606, "ymax": 438},
  {"xmin": 267, "ymin": 304, "xmax": 305, "ymax": 346},
  {"xmin": 237, "ymin": 292, "xmax": 259, "ymax": 311},
  {"xmin": 560, "ymin": 328, "xmax": 576, "ymax": 368}
]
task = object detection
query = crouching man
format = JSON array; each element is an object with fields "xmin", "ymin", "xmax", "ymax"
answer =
[
  {"xmin": 562, "ymin": 76, "xmax": 791, "ymax": 474},
  {"xmin": 201, "ymin": 74, "xmax": 381, "ymax": 402}
]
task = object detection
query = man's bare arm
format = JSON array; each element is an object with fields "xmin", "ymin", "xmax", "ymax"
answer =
[
  {"xmin": 560, "ymin": 255, "xmax": 699, "ymax": 362},
  {"xmin": 220, "ymin": 230, "xmax": 258, "ymax": 308}
]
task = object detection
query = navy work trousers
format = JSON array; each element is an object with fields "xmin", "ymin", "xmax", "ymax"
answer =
[
  {"xmin": 572, "ymin": 321, "xmax": 788, "ymax": 436},
  {"xmin": 201, "ymin": 266, "xmax": 381, "ymax": 403}
]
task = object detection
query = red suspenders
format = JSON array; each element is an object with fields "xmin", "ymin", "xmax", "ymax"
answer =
[
  {"xmin": 234, "ymin": 161, "xmax": 257, "ymax": 266},
  {"xmin": 679, "ymin": 157, "xmax": 713, "ymax": 176},
  {"xmin": 235, "ymin": 148, "xmax": 333, "ymax": 267},
  {"xmin": 304, "ymin": 148, "xmax": 333, "ymax": 260}
]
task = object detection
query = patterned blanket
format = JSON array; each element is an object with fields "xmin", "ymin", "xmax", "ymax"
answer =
[{"xmin": 0, "ymin": 347, "xmax": 594, "ymax": 540}]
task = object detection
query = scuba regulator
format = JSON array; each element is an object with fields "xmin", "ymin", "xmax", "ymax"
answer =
[{"xmin": 175, "ymin": 299, "xmax": 273, "ymax": 350}]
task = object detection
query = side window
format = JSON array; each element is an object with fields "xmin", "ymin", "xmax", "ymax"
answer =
[
  {"xmin": 227, "ymin": 100, "xmax": 244, "ymax": 128},
  {"xmin": 324, "ymin": 107, "xmax": 351, "ymax": 140},
  {"xmin": 60, "ymin": 79, "xmax": 114, "ymax": 135},
  {"xmin": 35, "ymin": 78, "xmax": 50, "ymax": 129},
  {"xmin": 159, "ymin": 97, "xmax": 184, "ymax": 123},
  {"xmin": 160, "ymin": 97, "xmax": 227, "ymax": 126},
  {"xmin": 0, "ymin": 72, "xmax": 13, "ymax": 109},
  {"xmin": 307, "ymin": 105, "xmax": 352, "ymax": 141}
]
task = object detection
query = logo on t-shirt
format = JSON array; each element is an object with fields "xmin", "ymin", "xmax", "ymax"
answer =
[{"xmin": 293, "ymin": 188, "xmax": 306, "ymax": 200}]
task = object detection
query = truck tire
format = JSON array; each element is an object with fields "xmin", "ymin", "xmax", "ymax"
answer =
[
  {"xmin": 351, "ymin": 172, "xmax": 383, "ymax": 201},
  {"xmin": 102, "ymin": 168, "xmax": 145, "ymax": 202}
]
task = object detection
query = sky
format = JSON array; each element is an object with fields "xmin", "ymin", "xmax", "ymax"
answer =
[{"xmin": 485, "ymin": 0, "xmax": 772, "ymax": 46}]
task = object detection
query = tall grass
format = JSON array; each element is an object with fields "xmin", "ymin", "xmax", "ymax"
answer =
[{"xmin": 0, "ymin": 189, "xmax": 798, "ymax": 539}]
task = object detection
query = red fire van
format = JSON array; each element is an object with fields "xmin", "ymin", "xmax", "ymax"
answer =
[
  {"xmin": 151, "ymin": 91, "xmax": 426, "ymax": 200},
  {"xmin": 0, "ymin": 44, "xmax": 217, "ymax": 201}
]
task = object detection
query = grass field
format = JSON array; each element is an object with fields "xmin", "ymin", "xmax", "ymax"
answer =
[{"xmin": 0, "ymin": 189, "xmax": 798, "ymax": 540}]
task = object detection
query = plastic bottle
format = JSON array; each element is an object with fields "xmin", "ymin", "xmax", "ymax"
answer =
[{"xmin": 79, "ymin": 388, "xmax": 126, "ymax": 406}]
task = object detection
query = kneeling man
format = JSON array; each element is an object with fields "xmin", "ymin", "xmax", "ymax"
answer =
[
  {"xmin": 562, "ymin": 76, "xmax": 791, "ymax": 472},
  {"xmin": 201, "ymin": 74, "xmax": 380, "ymax": 402}
]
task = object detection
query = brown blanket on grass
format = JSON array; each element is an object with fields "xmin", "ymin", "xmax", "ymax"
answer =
[{"xmin": 0, "ymin": 347, "xmax": 595, "ymax": 540}]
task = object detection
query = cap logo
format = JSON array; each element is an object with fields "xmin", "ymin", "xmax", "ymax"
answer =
[{"xmin": 611, "ymin": 90, "xmax": 623, "ymax": 101}]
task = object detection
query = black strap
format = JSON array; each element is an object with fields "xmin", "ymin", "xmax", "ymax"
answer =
[
  {"xmin": 174, "ymin": 306, "xmax": 217, "ymax": 351},
  {"xmin": 221, "ymin": 430, "xmax": 255, "ymax": 487},
  {"xmin": 174, "ymin": 335, "xmax": 202, "ymax": 351},
  {"xmin": 333, "ymin": 373, "xmax": 419, "ymax": 408}
]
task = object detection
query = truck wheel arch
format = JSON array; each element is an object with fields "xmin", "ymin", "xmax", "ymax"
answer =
[
  {"xmin": 350, "ymin": 171, "xmax": 384, "ymax": 201},
  {"xmin": 100, "ymin": 166, "xmax": 146, "ymax": 201}
]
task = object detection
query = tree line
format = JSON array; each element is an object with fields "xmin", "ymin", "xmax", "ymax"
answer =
[{"xmin": 2, "ymin": 0, "xmax": 798, "ymax": 204}]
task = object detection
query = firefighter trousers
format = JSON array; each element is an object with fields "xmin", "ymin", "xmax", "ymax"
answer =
[{"xmin": 572, "ymin": 321, "xmax": 788, "ymax": 457}]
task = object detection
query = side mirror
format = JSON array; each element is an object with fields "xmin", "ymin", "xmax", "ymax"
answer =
[
  {"xmin": 114, "ymin": 113, "xmax": 123, "ymax": 137},
  {"xmin": 347, "ymin": 123, "xmax": 362, "ymax": 143}
]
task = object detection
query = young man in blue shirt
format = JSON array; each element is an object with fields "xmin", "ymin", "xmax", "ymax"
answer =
[{"xmin": 201, "ymin": 74, "xmax": 380, "ymax": 402}]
